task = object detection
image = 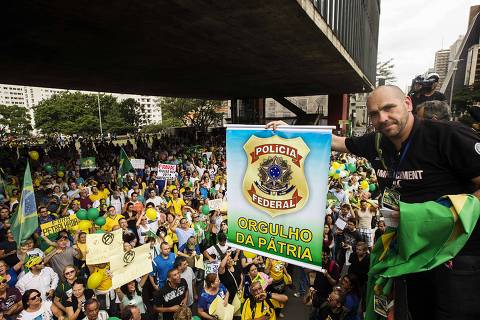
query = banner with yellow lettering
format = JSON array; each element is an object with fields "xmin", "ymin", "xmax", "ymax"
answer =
[
  {"xmin": 226, "ymin": 125, "xmax": 332, "ymax": 271},
  {"xmin": 41, "ymin": 215, "xmax": 79, "ymax": 237}
]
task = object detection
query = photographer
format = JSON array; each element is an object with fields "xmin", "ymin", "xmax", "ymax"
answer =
[{"xmin": 409, "ymin": 73, "xmax": 446, "ymax": 111}]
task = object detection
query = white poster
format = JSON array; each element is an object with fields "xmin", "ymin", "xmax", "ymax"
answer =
[
  {"xmin": 157, "ymin": 163, "xmax": 177, "ymax": 179},
  {"xmin": 130, "ymin": 158, "xmax": 145, "ymax": 169}
]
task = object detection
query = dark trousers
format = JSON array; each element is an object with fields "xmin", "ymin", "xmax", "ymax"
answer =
[{"xmin": 395, "ymin": 255, "xmax": 480, "ymax": 320}]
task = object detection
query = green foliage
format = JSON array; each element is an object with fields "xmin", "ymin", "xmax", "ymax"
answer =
[
  {"xmin": 159, "ymin": 98, "xmax": 223, "ymax": 131},
  {"xmin": 452, "ymin": 85, "xmax": 480, "ymax": 115},
  {"xmin": 34, "ymin": 92, "xmax": 143, "ymax": 136},
  {"xmin": 0, "ymin": 104, "xmax": 32, "ymax": 139}
]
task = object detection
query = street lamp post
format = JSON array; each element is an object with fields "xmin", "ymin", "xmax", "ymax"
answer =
[{"xmin": 97, "ymin": 92, "xmax": 103, "ymax": 139}]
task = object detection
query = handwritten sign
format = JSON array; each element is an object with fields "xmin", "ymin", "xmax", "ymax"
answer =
[
  {"xmin": 86, "ymin": 229, "xmax": 123, "ymax": 265},
  {"xmin": 41, "ymin": 215, "xmax": 79, "ymax": 237},
  {"xmin": 157, "ymin": 163, "xmax": 177, "ymax": 179},
  {"xmin": 110, "ymin": 244, "xmax": 153, "ymax": 289}
]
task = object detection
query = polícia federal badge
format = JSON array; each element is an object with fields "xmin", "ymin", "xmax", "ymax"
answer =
[{"xmin": 242, "ymin": 135, "xmax": 310, "ymax": 217}]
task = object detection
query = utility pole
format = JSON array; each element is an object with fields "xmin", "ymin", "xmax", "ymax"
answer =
[{"xmin": 97, "ymin": 92, "xmax": 103, "ymax": 139}]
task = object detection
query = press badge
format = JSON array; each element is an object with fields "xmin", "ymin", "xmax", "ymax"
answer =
[
  {"xmin": 374, "ymin": 294, "xmax": 393, "ymax": 317},
  {"xmin": 381, "ymin": 187, "xmax": 400, "ymax": 211}
]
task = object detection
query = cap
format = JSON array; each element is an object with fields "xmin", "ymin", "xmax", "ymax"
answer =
[
  {"xmin": 25, "ymin": 256, "xmax": 43, "ymax": 269},
  {"xmin": 426, "ymin": 72, "xmax": 440, "ymax": 81}
]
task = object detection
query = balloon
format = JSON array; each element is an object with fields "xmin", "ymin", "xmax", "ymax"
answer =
[
  {"xmin": 78, "ymin": 220, "xmax": 92, "ymax": 232},
  {"xmin": 95, "ymin": 229, "xmax": 105, "ymax": 234},
  {"xmin": 243, "ymin": 251, "xmax": 256, "ymax": 259},
  {"xmin": 29, "ymin": 151, "xmax": 39, "ymax": 161},
  {"xmin": 332, "ymin": 162, "xmax": 341, "ymax": 170},
  {"xmin": 335, "ymin": 169, "xmax": 341, "ymax": 174},
  {"xmin": 145, "ymin": 208, "xmax": 157, "ymax": 221},
  {"xmin": 360, "ymin": 181, "xmax": 369, "ymax": 190},
  {"xmin": 95, "ymin": 216, "xmax": 106, "ymax": 226},
  {"xmin": 87, "ymin": 272, "xmax": 104, "ymax": 289},
  {"xmin": 57, "ymin": 171, "xmax": 64, "ymax": 178},
  {"xmin": 58, "ymin": 165, "xmax": 65, "ymax": 171},
  {"xmin": 44, "ymin": 164, "xmax": 54, "ymax": 174},
  {"xmin": 76, "ymin": 209, "xmax": 88, "ymax": 220},
  {"xmin": 347, "ymin": 163, "xmax": 357, "ymax": 173},
  {"xmin": 201, "ymin": 204, "xmax": 210, "ymax": 215},
  {"xmin": 87, "ymin": 208, "xmax": 99, "ymax": 220},
  {"xmin": 369, "ymin": 184, "xmax": 377, "ymax": 192}
]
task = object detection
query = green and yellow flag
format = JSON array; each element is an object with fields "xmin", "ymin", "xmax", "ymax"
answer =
[
  {"xmin": 10, "ymin": 162, "xmax": 38, "ymax": 246},
  {"xmin": 80, "ymin": 157, "xmax": 96, "ymax": 169},
  {"xmin": 366, "ymin": 194, "xmax": 480, "ymax": 319},
  {"xmin": 117, "ymin": 148, "xmax": 134, "ymax": 187}
]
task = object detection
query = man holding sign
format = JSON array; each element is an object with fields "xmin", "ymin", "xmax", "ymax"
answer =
[{"xmin": 268, "ymin": 85, "xmax": 480, "ymax": 320}]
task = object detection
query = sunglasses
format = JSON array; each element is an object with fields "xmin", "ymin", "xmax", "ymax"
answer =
[
  {"xmin": 64, "ymin": 270, "xmax": 76, "ymax": 276},
  {"xmin": 0, "ymin": 279, "xmax": 7, "ymax": 284},
  {"xmin": 29, "ymin": 294, "xmax": 41, "ymax": 301}
]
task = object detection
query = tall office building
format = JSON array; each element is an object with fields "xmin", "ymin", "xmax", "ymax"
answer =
[
  {"xmin": 434, "ymin": 49, "xmax": 451, "ymax": 88},
  {"xmin": 0, "ymin": 84, "xmax": 162, "ymax": 129}
]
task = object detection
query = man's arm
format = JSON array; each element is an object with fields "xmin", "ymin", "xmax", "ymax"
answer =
[{"xmin": 265, "ymin": 121, "xmax": 349, "ymax": 153}]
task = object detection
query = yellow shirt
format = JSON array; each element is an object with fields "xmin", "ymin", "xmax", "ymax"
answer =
[
  {"xmin": 89, "ymin": 192, "xmax": 106, "ymax": 202},
  {"xmin": 167, "ymin": 198, "xmax": 186, "ymax": 216},
  {"xmin": 266, "ymin": 259, "xmax": 286, "ymax": 282},
  {"xmin": 76, "ymin": 243, "xmax": 87, "ymax": 261},
  {"xmin": 102, "ymin": 214, "xmax": 125, "ymax": 232},
  {"xmin": 241, "ymin": 298, "xmax": 282, "ymax": 320},
  {"xmin": 95, "ymin": 266, "xmax": 112, "ymax": 291}
]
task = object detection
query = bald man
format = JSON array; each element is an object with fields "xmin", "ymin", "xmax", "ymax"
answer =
[{"xmin": 268, "ymin": 85, "xmax": 480, "ymax": 320}]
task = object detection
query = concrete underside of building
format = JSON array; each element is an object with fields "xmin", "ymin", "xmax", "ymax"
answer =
[{"xmin": 0, "ymin": 0, "xmax": 373, "ymax": 99}]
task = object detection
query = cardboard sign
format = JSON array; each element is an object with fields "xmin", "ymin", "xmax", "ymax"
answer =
[
  {"xmin": 41, "ymin": 215, "xmax": 79, "ymax": 237},
  {"xmin": 208, "ymin": 199, "xmax": 224, "ymax": 211},
  {"xmin": 130, "ymin": 159, "xmax": 145, "ymax": 170},
  {"xmin": 110, "ymin": 244, "xmax": 153, "ymax": 289},
  {"xmin": 157, "ymin": 163, "xmax": 177, "ymax": 179},
  {"xmin": 86, "ymin": 229, "xmax": 123, "ymax": 265},
  {"xmin": 204, "ymin": 261, "xmax": 220, "ymax": 275}
]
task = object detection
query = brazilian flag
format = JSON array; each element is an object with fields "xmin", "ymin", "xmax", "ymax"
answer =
[
  {"xmin": 117, "ymin": 147, "xmax": 134, "ymax": 187},
  {"xmin": 80, "ymin": 157, "xmax": 97, "ymax": 169},
  {"xmin": 366, "ymin": 194, "xmax": 480, "ymax": 319},
  {"xmin": 10, "ymin": 162, "xmax": 38, "ymax": 247}
]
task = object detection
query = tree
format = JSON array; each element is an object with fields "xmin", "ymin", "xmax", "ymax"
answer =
[
  {"xmin": 34, "ymin": 92, "xmax": 142, "ymax": 136},
  {"xmin": 376, "ymin": 58, "xmax": 397, "ymax": 86},
  {"xmin": 159, "ymin": 98, "xmax": 224, "ymax": 132},
  {"xmin": 452, "ymin": 84, "xmax": 480, "ymax": 116},
  {"xmin": 0, "ymin": 104, "xmax": 32, "ymax": 139}
]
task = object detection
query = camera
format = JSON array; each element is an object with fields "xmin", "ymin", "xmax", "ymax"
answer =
[{"xmin": 409, "ymin": 73, "xmax": 440, "ymax": 95}]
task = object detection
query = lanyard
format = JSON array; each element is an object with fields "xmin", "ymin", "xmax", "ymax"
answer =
[{"xmin": 390, "ymin": 137, "xmax": 413, "ymax": 186}]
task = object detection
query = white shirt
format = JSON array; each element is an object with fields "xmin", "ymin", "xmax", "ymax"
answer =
[
  {"xmin": 181, "ymin": 267, "xmax": 195, "ymax": 306},
  {"xmin": 18, "ymin": 300, "xmax": 53, "ymax": 320},
  {"xmin": 16, "ymin": 267, "xmax": 59, "ymax": 300},
  {"xmin": 82, "ymin": 310, "xmax": 109, "ymax": 320},
  {"xmin": 145, "ymin": 196, "xmax": 164, "ymax": 208}
]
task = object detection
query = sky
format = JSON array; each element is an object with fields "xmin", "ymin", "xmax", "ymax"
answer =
[{"xmin": 378, "ymin": 0, "xmax": 479, "ymax": 91}]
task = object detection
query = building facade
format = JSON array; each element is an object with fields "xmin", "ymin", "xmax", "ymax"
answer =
[{"xmin": 434, "ymin": 49, "xmax": 451, "ymax": 88}]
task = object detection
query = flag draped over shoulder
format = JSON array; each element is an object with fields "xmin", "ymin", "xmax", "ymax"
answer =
[
  {"xmin": 117, "ymin": 148, "xmax": 134, "ymax": 187},
  {"xmin": 366, "ymin": 194, "xmax": 480, "ymax": 320},
  {"xmin": 9, "ymin": 162, "xmax": 38, "ymax": 247}
]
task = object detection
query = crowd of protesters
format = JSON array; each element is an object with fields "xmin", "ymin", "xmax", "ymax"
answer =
[{"xmin": 0, "ymin": 132, "xmax": 383, "ymax": 320}]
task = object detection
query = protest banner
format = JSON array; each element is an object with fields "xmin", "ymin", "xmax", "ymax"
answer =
[
  {"xmin": 86, "ymin": 229, "xmax": 123, "ymax": 265},
  {"xmin": 208, "ymin": 199, "xmax": 224, "ymax": 211},
  {"xmin": 110, "ymin": 244, "xmax": 153, "ymax": 289},
  {"xmin": 157, "ymin": 163, "xmax": 177, "ymax": 179},
  {"xmin": 130, "ymin": 158, "xmax": 145, "ymax": 169},
  {"xmin": 80, "ymin": 157, "xmax": 97, "ymax": 169},
  {"xmin": 204, "ymin": 261, "xmax": 220, "ymax": 275},
  {"xmin": 41, "ymin": 215, "xmax": 79, "ymax": 237},
  {"xmin": 226, "ymin": 125, "xmax": 333, "ymax": 271}
]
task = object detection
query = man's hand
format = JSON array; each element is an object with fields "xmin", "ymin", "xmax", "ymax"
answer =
[{"xmin": 265, "ymin": 120, "xmax": 287, "ymax": 131}]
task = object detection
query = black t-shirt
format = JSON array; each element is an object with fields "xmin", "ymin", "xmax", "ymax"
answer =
[
  {"xmin": 411, "ymin": 91, "xmax": 446, "ymax": 109},
  {"xmin": 312, "ymin": 260, "xmax": 340, "ymax": 306},
  {"xmin": 154, "ymin": 279, "xmax": 187, "ymax": 320},
  {"xmin": 348, "ymin": 253, "xmax": 370, "ymax": 286},
  {"xmin": 346, "ymin": 118, "xmax": 480, "ymax": 255},
  {"xmin": 219, "ymin": 264, "xmax": 242, "ymax": 303},
  {"xmin": 64, "ymin": 289, "xmax": 94, "ymax": 320}
]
